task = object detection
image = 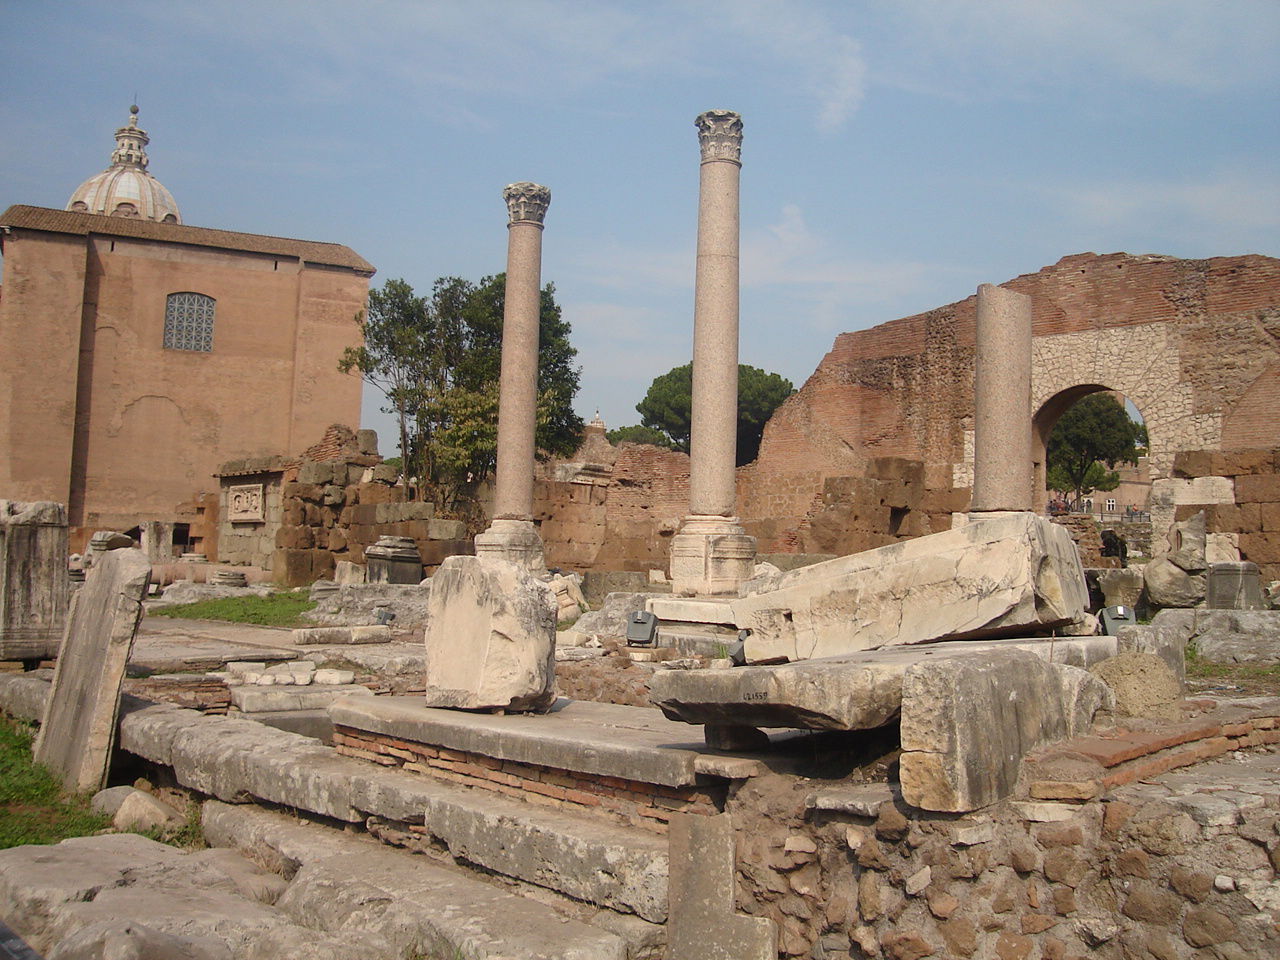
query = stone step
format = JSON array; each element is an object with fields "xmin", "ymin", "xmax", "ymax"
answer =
[
  {"xmin": 0, "ymin": 673, "xmax": 670, "ymax": 923},
  {"xmin": 203, "ymin": 801, "xmax": 633, "ymax": 960}
]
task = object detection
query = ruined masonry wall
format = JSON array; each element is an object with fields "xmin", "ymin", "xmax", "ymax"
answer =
[
  {"xmin": 1169, "ymin": 448, "xmax": 1280, "ymax": 582},
  {"xmin": 727, "ymin": 704, "xmax": 1280, "ymax": 959}
]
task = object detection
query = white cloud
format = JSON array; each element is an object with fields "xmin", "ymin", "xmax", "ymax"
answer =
[{"xmin": 1049, "ymin": 168, "xmax": 1280, "ymax": 239}]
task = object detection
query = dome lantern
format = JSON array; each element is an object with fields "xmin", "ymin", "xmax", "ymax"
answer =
[{"xmin": 66, "ymin": 105, "xmax": 181, "ymax": 224}]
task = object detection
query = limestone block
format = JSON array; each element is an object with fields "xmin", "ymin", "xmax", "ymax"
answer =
[
  {"xmin": 651, "ymin": 635, "xmax": 1118, "ymax": 732},
  {"xmin": 34, "ymin": 548, "xmax": 151, "ymax": 792},
  {"xmin": 428, "ymin": 518, "xmax": 467, "ymax": 541},
  {"xmin": 422, "ymin": 555, "xmax": 556, "ymax": 711},
  {"xmin": 0, "ymin": 499, "xmax": 70, "ymax": 660},
  {"xmin": 1206, "ymin": 561, "xmax": 1265, "ymax": 610},
  {"xmin": 1144, "ymin": 557, "xmax": 1206, "ymax": 608},
  {"xmin": 575, "ymin": 591, "xmax": 666, "ymax": 639},
  {"xmin": 1090, "ymin": 652, "xmax": 1181, "ymax": 721},
  {"xmin": 1098, "ymin": 567, "xmax": 1145, "ymax": 609},
  {"xmin": 1206, "ymin": 532, "xmax": 1241, "ymax": 564},
  {"xmin": 1169, "ymin": 510, "xmax": 1208, "ymax": 571},
  {"xmin": 667, "ymin": 813, "xmax": 776, "ymax": 960},
  {"xmin": 735, "ymin": 513, "xmax": 1088, "ymax": 663},
  {"xmin": 898, "ymin": 650, "xmax": 1112, "ymax": 812},
  {"xmin": 290, "ymin": 625, "xmax": 391, "ymax": 645}
]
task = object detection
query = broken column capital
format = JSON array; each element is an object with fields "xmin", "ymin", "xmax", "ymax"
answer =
[
  {"xmin": 695, "ymin": 110, "xmax": 743, "ymax": 165},
  {"xmin": 503, "ymin": 182, "xmax": 551, "ymax": 226}
]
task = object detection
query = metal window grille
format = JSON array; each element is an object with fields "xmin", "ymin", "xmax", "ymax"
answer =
[{"xmin": 163, "ymin": 292, "xmax": 215, "ymax": 352}]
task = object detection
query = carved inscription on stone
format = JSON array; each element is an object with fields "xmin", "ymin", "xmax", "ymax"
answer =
[{"xmin": 228, "ymin": 483, "xmax": 264, "ymax": 522}]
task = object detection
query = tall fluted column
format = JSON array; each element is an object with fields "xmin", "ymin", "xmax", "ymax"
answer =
[
  {"xmin": 474, "ymin": 182, "xmax": 551, "ymax": 572},
  {"xmin": 670, "ymin": 110, "xmax": 756, "ymax": 596},
  {"xmin": 970, "ymin": 283, "xmax": 1034, "ymax": 514}
]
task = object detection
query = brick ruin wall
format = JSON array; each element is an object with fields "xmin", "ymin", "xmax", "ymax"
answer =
[{"xmin": 535, "ymin": 253, "xmax": 1280, "ymax": 574}]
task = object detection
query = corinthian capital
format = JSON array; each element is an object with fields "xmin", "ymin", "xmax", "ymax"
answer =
[
  {"xmin": 503, "ymin": 182, "xmax": 551, "ymax": 225},
  {"xmin": 695, "ymin": 110, "xmax": 743, "ymax": 164}
]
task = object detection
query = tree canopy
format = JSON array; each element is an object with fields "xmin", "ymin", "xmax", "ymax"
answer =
[
  {"xmin": 1045, "ymin": 392, "xmax": 1146, "ymax": 507},
  {"xmin": 606, "ymin": 424, "xmax": 675, "ymax": 448},
  {"xmin": 634, "ymin": 363, "xmax": 795, "ymax": 466},
  {"xmin": 339, "ymin": 274, "xmax": 583, "ymax": 507}
]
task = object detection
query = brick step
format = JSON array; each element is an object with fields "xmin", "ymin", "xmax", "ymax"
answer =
[{"xmin": 1023, "ymin": 697, "xmax": 1280, "ymax": 801}]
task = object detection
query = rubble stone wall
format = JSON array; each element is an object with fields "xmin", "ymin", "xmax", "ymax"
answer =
[{"xmin": 726, "ymin": 704, "xmax": 1280, "ymax": 959}]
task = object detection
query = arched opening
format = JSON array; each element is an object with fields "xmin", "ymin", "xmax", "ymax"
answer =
[{"xmin": 1033, "ymin": 385, "xmax": 1149, "ymax": 519}]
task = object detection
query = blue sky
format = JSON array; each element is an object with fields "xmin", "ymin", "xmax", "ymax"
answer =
[{"xmin": 3, "ymin": 1, "xmax": 1278, "ymax": 453}]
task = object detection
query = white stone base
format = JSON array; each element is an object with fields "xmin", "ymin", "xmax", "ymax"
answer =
[
  {"xmin": 474, "ymin": 519, "xmax": 545, "ymax": 575},
  {"xmin": 669, "ymin": 516, "xmax": 756, "ymax": 597}
]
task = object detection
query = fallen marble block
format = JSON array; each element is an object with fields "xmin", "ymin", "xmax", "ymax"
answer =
[
  {"xmin": 650, "ymin": 635, "xmax": 1117, "ymax": 732},
  {"xmin": 732, "ymin": 512, "xmax": 1088, "ymax": 663},
  {"xmin": 899, "ymin": 649, "xmax": 1112, "ymax": 812},
  {"xmin": 291, "ymin": 625, "xmax": 391, "ymax": 645},
  {"xmin": 422, "ymin": 555, "xmax": 556, "ymax": 711}
]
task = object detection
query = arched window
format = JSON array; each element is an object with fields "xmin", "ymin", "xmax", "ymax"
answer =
[{"xmin": 163, "ymin": 292, "xmax": 215, "ymax": 352}]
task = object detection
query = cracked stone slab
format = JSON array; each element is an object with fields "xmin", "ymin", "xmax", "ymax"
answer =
[{"xmin": 733, "ymin": 512, "xmax": 1088, "ymax": 663}]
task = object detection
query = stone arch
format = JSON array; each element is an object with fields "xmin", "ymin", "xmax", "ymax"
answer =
[
  {"xmin": 1031, "ymin": 384, "xmax": 1137, "ymax": 509},
  {"xmin": 1029, "ymin": 320, "xmax": 1220, "ymax": 482}
]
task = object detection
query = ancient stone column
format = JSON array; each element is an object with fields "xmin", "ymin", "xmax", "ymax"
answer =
[
  {"xmin": 474, "ymin": 182, "xmax": 551, "ymax": 572},
  {"xmin": 970, "ymin": 283, "xmax": 1034, "ymax": 513},
  {"xmin": 670, "ymin": 111, "xmax": 756, "ymax": 596}
]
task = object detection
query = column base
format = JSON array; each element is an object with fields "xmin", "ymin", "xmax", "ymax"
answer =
[
  {"xmin": 474, "ymin": 518, "xmax": 545, "ymax": 575},
  {"xmin": 669, "ymin": 516, "xmax": 756, "ymax": 597}
]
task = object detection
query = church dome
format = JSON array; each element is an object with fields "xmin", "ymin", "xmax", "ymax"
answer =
[{"xmin": 67, "ymin": 106, "xmax": 181, "ymax": 224}]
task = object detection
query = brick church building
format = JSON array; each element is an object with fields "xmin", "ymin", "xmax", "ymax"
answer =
[{"xmin": 0, "ymin": 107, "xmax": 374, "ymax": 552}]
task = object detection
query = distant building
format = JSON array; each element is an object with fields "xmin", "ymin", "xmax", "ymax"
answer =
[{"xmin": 0, "ymin": 107, "xmax": 375, "ymax": 553}]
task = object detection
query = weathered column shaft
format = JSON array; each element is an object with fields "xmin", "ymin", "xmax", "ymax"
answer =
[
  {"xmin": 492, "ymin": 217, "xmax": 544, "ymax": 520},
  {"xmin": 475, "ymin": 182, "xmax": 550, "ymax": 573},
  {"xmin": 689, "ymin": 151, "xmax": 741, "ymax": 517},
  {"xmin": 670, "ymin": 110, "xmax": 756, "ymax": 597},
  {"xmin": 971, "ymin": 283, "xmax": 1034, "ymax": 513}
]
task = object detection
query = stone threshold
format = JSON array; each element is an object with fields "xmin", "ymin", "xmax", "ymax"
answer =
[
  {"xmin": 1023, "ymin": 697, "xmax": 1280, "ymax": 802},
  {"xmin": 328, "ymin": 694, "xmax": 731, "ymax": 788}
]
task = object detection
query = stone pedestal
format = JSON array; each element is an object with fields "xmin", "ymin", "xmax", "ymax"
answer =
[
  {"xmin": 669, "ymin": 516, "xmax": 756, "ymax": 598},
  {"xmin": 1206, "ymin": 561, "xmax": 1265, "ymax": 610},
  {"xmin": 672, "ymin": 110, "xmax": 756, "ymax": 596},
  {"xmin": 474, "ymin": 519, "xmax": 546, "ymax": 575},
  {"xmin": 365, "ymin": 535, "xmax": 424, "ymax": 584},
  {"xmin": 0, "ymin": 500, "xmax": 70, "ymax": 661},
  {"xmin": 476, "ymin": 182, "xmax": 551, "ymax": 572},
  {"xmin": 970, "ymin": 283, "xmax": 1033, "ymax": 514}
]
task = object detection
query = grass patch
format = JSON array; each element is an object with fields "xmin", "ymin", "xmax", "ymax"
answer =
[
  {"xmin": 0, "ymin": 715, "xmax": 111, "ymax": 848},
  {"xmin": 1185, "ymin": 642, "xmax": 1280, "ymax": 696},
  {"xmin": 152, "ymin": 592, "xmax": 316, "ymax": 628}
]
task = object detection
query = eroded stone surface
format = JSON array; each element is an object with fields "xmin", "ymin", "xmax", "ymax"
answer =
[
  {"xmin": 899, "ymin": 650, "xmax": 1113, "ymax": 812},
  {"xmin": 652, "ymin": 636, "xmax": 1118, "ymax": 732},
  {"xmin": 422, "ymin": 555, "xmax": 556, "ymax": 711},
  {"xmin": 34, "ymin": 548, "xmax": 151, "ymax": 792},
  {"xmin": 734, "ymin": 513, "xmax": 1087, "ymax": 663},
  {"xmin": 0, "ymin": 499, "xmax": 69, "ymax": 660}
]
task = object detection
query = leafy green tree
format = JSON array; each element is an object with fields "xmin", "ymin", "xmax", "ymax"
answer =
[
  {"xmin": 1046, "ymin": 392, "xmax": 1144, "ymax": 507},
  {"xmin": 340, "ymin": 274, "xmax": 583, "ymax": 508},
  {"xmin": 338, "ymin": 279, "xmax": 431, "ymax": 481},
  {"xmin": 635, "ymin": 363, "xmax": 795, "ymax": 465},
  {"xmin": 606, "ymin": 424, "xmax": 675, "ymax": 448}
]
